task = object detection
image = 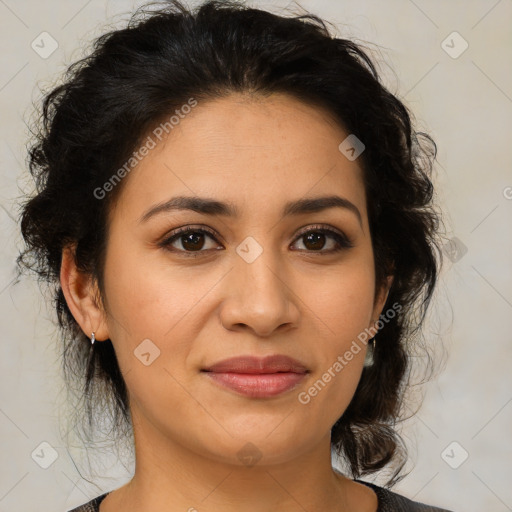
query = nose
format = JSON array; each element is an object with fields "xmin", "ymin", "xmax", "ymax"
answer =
[{"xmin": 219, "ymin": 248, "xmax": 300, "ymax": 338}]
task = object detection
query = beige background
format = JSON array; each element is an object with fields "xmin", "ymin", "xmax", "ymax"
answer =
[{"xmin": 1, "ymin": 1, "xmax": 511, "ymax": 511}]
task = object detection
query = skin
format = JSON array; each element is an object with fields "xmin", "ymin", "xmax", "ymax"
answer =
[{"xmin": 61, "ymin": 92, "xmax": 393, "ymax": 512}]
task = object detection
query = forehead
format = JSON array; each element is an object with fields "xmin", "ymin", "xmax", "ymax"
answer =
[{"xmin": 110, "ymin": 92, "xmax": 367, "ymax": 223}]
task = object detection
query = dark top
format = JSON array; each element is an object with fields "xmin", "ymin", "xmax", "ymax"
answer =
[{"xmin": 67, "ymin": 479, "xmax": 453, "ymax": 511}]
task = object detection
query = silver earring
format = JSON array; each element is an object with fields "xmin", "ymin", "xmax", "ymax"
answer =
[
  {"xmin": 91, "ymin": 332, "xmax": 96, "ymax": 345},
  {"xmin": 363, "ymin": 337, "xmax": 376, "ymax": 367}
]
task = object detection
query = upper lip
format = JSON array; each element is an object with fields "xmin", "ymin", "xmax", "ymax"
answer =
[{"xmin": 202, "ymin": 355, "xmax": 309, "ymax": 374}]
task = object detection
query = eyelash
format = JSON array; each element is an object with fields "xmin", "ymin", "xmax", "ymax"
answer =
[{"xmin": 158, "ymin": 224, "xmax": 354, "ymax": 258}]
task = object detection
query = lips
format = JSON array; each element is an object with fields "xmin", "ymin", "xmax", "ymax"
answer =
[
  {"xmin": 202, "ymin": 354, "xmax": 309, "ymax": 374},
  {"xmin": 201, "ymin": 355, "xmax": 309, "ymax": 398}
]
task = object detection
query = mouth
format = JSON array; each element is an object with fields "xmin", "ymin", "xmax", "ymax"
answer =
[
  {"xmin": 202, "ymin": 354, "xmax": 309, "ymax": 374},
  {"xmin": 201, "ymin": 354, "xmax": 309, "ymax": 398},
  {"xmin": 201, "ymin": 371, "xmax": 308, "ymax": 398}
]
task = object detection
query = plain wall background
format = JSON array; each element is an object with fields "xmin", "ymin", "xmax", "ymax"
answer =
[{"xmin": 1, "ymin": 1, "xmax": 511, "ymax": 511}]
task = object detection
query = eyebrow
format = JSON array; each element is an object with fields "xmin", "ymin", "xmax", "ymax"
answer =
[{"xmin": 139, "ymin": 194, "xmax": 362, "ymax": 227}]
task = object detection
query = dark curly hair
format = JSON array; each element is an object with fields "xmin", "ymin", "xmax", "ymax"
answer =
[{"xmin": 16, "ymin": 0, "xmax": 445, "ymax": 487}]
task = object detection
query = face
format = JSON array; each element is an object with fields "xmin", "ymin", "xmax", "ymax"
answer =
[{"xmin": 66, "ymin": 92, "xmax": 392, "ymax": 467}]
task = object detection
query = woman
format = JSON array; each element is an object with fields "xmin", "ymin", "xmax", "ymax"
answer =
[{"xmin": 18, "ymin": 1, "xmax": 452, "ymax": 510}]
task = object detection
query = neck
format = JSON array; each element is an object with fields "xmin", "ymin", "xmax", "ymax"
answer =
[{"xmin": 107, "ymin": 409, "xmax": 352, "ymax": 512}]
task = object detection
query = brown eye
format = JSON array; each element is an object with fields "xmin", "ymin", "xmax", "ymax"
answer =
[
  {"xmin": 179, "ymin": 231, "xmax": 207, "ymax": 251},
  {"xmin": 291, "ymin": 226, "xmax": 354, "ymax": 254},
  {"xmin": 302, "ymin": 231, "xmax": 327, "ymax": 251},
  {"xmin": 160, "ymin": 227, "xmax": 221, "ymax": 255},
  {"xmin": 159, "ymin": 224, "xmax": 354, "ymax": 258}
]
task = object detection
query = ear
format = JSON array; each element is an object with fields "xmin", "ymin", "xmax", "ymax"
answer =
[
  {"xmin": 368, "ymin": 274, "xmax": 394, "ymax": 332},
  {"xmin": 60, "ymin": 244, "xmax": 109, "ymax": 341}
]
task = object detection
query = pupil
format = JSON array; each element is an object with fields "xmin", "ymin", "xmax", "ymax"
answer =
[
  {"xmin": 304, "ymin": 232, "xmax": 325, "ymax": 250},
  {"xmin": 182, "ymin": 232, "xmax": 205, "ymax": 251}
]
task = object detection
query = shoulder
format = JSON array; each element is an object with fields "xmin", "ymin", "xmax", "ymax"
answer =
[
  {"xmin": 355, "ymin": 479, "xmax": 454, "ymax": 512},
  {"xmin": 67, "ymin": 492, "xmax": 110, "ymax": 512}
]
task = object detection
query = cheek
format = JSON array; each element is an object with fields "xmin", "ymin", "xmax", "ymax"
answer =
[
  {"xmin": 101, "ymin": 239, "xmax": 215, "ymax": 372},
  {"xmin": 303, "ymin": 262, "xmax": 376, "ymax": 339},
  {"xmin": 103, "ymin": 228, "xmax": 183, "ymax": 327},
  {"xmin": 101, "ymin": 249, "xmax": 200, "ymax": 417},
  {"xmin": 292, "ymin": 268, "xmax": 375, "ymax": 428}
]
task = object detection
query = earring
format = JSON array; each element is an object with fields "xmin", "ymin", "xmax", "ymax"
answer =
[
  {"xmin": 91, "ymin": 332, "xmax": 96, "ymax": 345},
  {"xmin": 363, "ymin": 337, "xmax": 376, "ymax": 367}
]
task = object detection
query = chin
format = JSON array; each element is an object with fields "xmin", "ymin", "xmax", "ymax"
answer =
[{"xmin": 193, "ymin": 421, "xmax": 314, "ymax": 467}]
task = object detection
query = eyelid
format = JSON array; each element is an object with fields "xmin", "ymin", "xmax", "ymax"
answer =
[
  {"xmin": 159, "ymin": 223, "xmax": 354, "ymax": 255},
  {"xmin": 294, "ymin": 223, "xmax": 350, "ymax": 241},
  {"xmin": 158, "ymin": 225, "xmax": 221, "ymax": 251}
]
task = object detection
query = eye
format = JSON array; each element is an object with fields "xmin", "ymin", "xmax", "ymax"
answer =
[
  {"xmin": 159, "ymin": 224, "xmax": 354, "ymax": 257},
  {"xmin": 159, "ymin": 226, "xmax": 221, "ymax": 256},
  {"xmin": 291, "ymin": 225, "xmax": 354, "ymax": 254}
]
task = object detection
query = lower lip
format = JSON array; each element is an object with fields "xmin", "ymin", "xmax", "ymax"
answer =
[{"xmin": 203, "ymin": 371, "xmax": 307, "ymax": 398}]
